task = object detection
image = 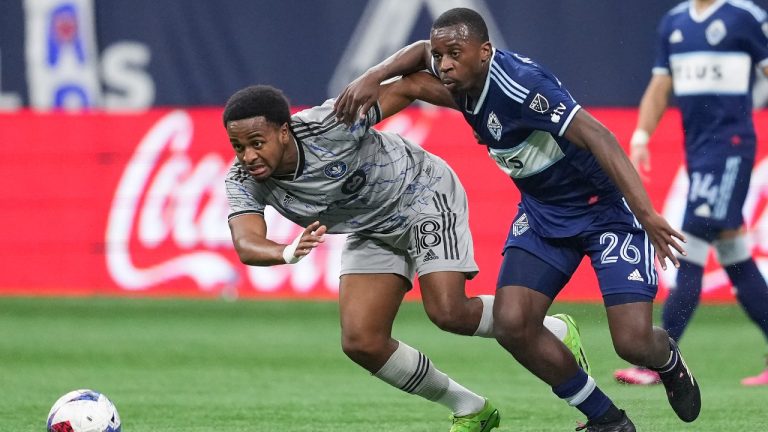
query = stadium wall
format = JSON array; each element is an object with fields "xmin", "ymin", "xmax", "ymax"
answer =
[
  {"xmin": 2, "ymin": 108, "xmax": 768, "ymax": 302},
  {"xmin": 2, "ymin": 0, "xmax": 767, "ymax": 110},
  {"xmin": 2, "ymin": 0, "xmax": 768, "ymax": 301}
]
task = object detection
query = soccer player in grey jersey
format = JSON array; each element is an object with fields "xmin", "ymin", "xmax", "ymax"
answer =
[
  {"xmin": 228, "ymin": 97, "xmax": 446, "ymax": 237},
  {"xmin": 223, "ymin": 73, "xmax": 586, "ymax": 431}
]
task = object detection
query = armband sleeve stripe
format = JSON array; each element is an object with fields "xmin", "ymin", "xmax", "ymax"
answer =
[{"xmin": 228, "ymin": 210, "xmax": 264, "ymax": 221}]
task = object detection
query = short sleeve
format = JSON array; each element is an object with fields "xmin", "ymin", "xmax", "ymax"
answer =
[
  {"xmin": 519, "ymin": 73, "xmax": 581, "ymax": 137},
  {"xmin": 225, "ymin": 161, "xmax": 265, "ymax": 220},
  {"xmin": 743, "ymin": 10, "xmax": 768, "ymax": 68},
  {"xmin": 652, "ymin": 15, "xmax": 672, "ymax": 75},
  {"xmin": 303, "ymin": 98, "xmax": 381, "ymax": 140},
  {"xmin": 349, "ymin": 100, "xmax": 383, "ymax": 139}
]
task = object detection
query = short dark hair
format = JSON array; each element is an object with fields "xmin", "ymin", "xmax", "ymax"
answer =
[
  {"xmin": 222, "ymin": 85, "xmax": 291, "ymax": 127},
  {"xmin": 432, "ymin": 8, "xmax": 489, "ymax": 43}
]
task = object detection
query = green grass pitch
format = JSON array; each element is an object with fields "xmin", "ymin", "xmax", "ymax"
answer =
[{"xmin": 1, "ymin": 297, "xmax": 767, "ymax": 431}]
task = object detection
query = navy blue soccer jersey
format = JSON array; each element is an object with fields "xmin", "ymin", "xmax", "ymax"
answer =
[
  {"xmin": 429, "ymin": 48, "xmax": 622, "ymax": 238},
  {"xmin": 654, "ymin": 0, "xmax": 768, "ymax": 161}
]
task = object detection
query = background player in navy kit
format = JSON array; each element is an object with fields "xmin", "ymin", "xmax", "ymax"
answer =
[
  {"xmin": 615, "ymin": 0, "xmax": 768, "ymax": 387},
  {"xmin": 223, "ymin": 73, "xmax": 591, "ymax": 432},
  {"xmin": 335, "ymin": 7, "xmax": 701, "ymax": 431}
]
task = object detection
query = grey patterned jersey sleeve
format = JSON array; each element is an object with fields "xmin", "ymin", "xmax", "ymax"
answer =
[
  {"xmin": 353, "ymin": 99, "xmax": 382, "ymax": 139},
  {"xmin": 297, "ymin": 98, "xmax": 381, "ymax": 141},
  {"xmin": 225, "ymin": 161, "xmax": 265, "ymax": 221}
]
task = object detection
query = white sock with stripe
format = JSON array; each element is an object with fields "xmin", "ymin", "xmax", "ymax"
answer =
[{"xmin": 374, "ymin": 340, "xmax": 485, "ymax": 416}]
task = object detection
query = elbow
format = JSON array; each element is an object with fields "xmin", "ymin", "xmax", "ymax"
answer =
[
  {"xmin": 235, "ymin": 250, "xmax": 253, "ymax": 266},
  {"xmin": 233, "ymin": 240, "xmax": 269, "ymax": 267},
  {"xmin": 236, "ymin": 252, "xmax": 272, "ymax": 267}
]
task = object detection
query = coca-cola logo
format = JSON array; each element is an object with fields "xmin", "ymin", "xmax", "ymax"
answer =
[
  {"xmin": 105, "ymin": 110, "xmax": 345, "ymax": 295},
  {"xmin": 105, "ymin": 110, "xmax": 236, "ymax": 290},
  {"xmin": 104, "ymin": 109, "xmax": 436, "ymax": 296}
]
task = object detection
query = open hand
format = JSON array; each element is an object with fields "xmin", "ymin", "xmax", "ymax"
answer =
[
  {"xmin": 283, "ymin": 221, "xmax": 327, "ymax": 263},
  {"xmin": 641, "ymin": 212, "xmax": 686, "ymax": 270},
  {"xmin": 333, "ymin": 72, "xmax": 382, "ymax": 125}
]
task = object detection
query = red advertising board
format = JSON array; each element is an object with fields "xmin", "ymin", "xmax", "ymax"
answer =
[{"xmin": 1, "ymin": 108, "xmax": 767, "ymax": 301}]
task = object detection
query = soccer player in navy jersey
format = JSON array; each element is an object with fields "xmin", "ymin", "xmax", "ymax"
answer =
[
  {"xmin": 223, "ymin": 73, "xmax": 594, "ymax": 432},
  {"xmin": 335, "ymin": 7, "xmax": 701, "ymax": 431},
  {"xmin": 614, "ymin": 0, "xmax": 768, "ymax": 387}
]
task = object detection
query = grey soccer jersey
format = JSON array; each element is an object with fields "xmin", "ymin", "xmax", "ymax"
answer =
[{"xmin": 225, "ymin": 99, "xmax": 446, "ymax": 238}]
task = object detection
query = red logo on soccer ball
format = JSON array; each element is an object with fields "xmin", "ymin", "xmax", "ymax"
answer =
[{"xmin": 51, "ymin": 421, "xmax": 75, "ymax": 432}]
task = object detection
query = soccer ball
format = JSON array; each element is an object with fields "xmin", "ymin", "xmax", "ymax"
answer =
[{"xmin": 47, "ymin": 389, "xmax": 121, "ymax": 432}]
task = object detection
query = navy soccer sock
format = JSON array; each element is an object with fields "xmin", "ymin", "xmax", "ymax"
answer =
[
  {"xmin": 649, "ymin": 338, "xmax": 680, "ymax": 375},
  {"xmin": 662, "ymin": 260, "xmax": 703, "ymax": 341},
  {"xmin": 725, "ymin": 259, "xmax": 768, "ymax": 341},
  {"xmin": 552, "ymin": 369, "xmax": 614, "ymax": 421}
]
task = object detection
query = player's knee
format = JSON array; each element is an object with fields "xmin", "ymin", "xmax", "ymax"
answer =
[
  {"xmin": 426, "ymin": 311, "xmax": 463, "ymax": 334},
  {"xmin": 612, "ymin": 330, "xmax": 654, "ymax": 365},
  {"xmin": 424, "ymin": 298, "xmax": 473, "ymax": 335},
  {"xmin": 714, "ymin": 234, "xmax": 751, "ymax": 266},
  {"xmin": 680, "ymin": 231, "xmax": 710, "ymax": 266},
  {"xmin": 614, "ymin": 343, "xmax": 646, "ymax": 365},
  {"xmin": 340, "ymin": 331, "xmax": 388, "ymax": 364},
  {"xmin": 493, "ymin": 306, "xmax": 534, "ymax": 347}
]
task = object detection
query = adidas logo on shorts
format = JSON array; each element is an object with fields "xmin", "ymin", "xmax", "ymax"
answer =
[
  {"xmin": 423, "ymin": 249, "xmax": 439, "ymax": 263},
  {"xmin": 627, "ymin": 269, "xmax": 644, "ymax": 282}
]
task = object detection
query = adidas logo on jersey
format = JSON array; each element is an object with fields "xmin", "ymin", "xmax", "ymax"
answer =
[
  {"xmin": 627, "ymin": 269, "xmax": 644, "ymax": 282},
  {"xmin": 669, "ymin": 29, "xmax": 683, "ymax": 44},
  {"xmin": 423, "ymin": 249, "xmax": 439, "ymax": 263}
]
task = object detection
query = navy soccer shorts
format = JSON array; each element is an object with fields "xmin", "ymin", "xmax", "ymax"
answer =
[
  {"xmin": 498, "ymin": 201, "xmax": 657, "ymax": 306},
  {"xmin": 682, "ymin": 156, "xmax": 754, "ymax": 242}
]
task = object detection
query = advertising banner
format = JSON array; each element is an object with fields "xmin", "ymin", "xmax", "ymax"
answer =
[
  {"xmin": 1, "ymin": 108, "xmax": 767, "ymax": 302},
  {"xmin": 4, "ymin": 0, "xmax": 747, "ymax": 110},
  {"xmin": 23, "ymin": 0, "xmax": 102, "ymax": 109}
]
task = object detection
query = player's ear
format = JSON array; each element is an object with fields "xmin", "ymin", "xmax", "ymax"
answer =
[
  {"xmin": 479, "ymin": 41, "xmax": 492, "ymax": 63},
  {"xmin": 279, "ymin": 122, "xmax": 290, "ymax": 143}
]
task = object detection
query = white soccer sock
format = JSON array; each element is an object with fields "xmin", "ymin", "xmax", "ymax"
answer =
[
  {"xmin": 472, "ymin": 295, "xmax": 570, "ymax": 344},
  {"xmin": 472, "ymin": 295, "xmax": 495, "ymax": 337},
  {"xmin": 374, "ymin": 341, "xmax": 485, "ymax": 416},
  {"xmin": 544, "ymin": 315, "xmax": 568, "ymax": 341}
]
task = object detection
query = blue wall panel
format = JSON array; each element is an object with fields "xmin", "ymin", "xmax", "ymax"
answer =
[{"xmin": 1, "ymin": 0, "xmax": 766, "ymax": 108}]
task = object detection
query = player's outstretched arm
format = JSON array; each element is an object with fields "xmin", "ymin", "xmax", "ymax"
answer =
[
  {"xmin": 377, "ymin": 72, "xmax": 458, "ymax": 119},
  {"xmin": 334, "ymin": 40, "xmax": 432, "ymax": 124},
  {"xmin": 565, "ymin": 109, "xmax": 685, "ymax": 270},
  {"xmin": 630, "ymin": 74, "xmax": 672, "ymax": 179},
  {"xmin": 228, "ymin": 215, "xmax": 326, "ymax": 266}
]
